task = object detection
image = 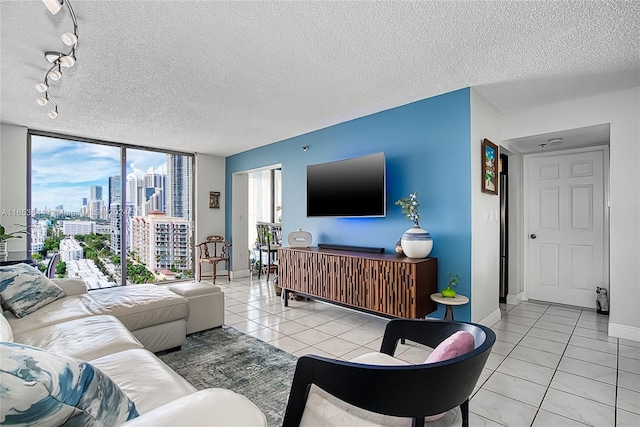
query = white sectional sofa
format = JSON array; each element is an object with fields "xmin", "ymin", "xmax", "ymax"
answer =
[{"xmin": 0, "ymin": 265, "xmax": 266, "ymax": 426}]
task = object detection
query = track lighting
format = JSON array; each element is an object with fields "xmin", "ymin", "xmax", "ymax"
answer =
[
  {"xmin": 61, "ymin": 32, "xmax": 77, "ymax": 46},
  {"xmin": 36, "ymin": 0, "xmax": 79, "ymax": 118},
  {"xmin": 60, "ymin": 54, "xmax": 75, "ymax": 67},
  {"xmin": 42, "ymin": 0, "xmax": 62, "ymax": 15},
  {"xmin": 48, "ymin": 67, "xmax": 62, "ymax": 81}
]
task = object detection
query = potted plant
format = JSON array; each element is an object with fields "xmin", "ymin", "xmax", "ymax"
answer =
[
  {"xmin": 441, "ymin": 271, "xmax": 460, "ymax": 298},
  {"xmin": 0, "ymin": 223, "xmax": 28, "ymax": 262}
]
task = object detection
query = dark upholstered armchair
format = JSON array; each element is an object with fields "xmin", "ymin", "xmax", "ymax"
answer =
[{"xmin": 282, "ymin": 319, "xmax": 495, "ymax": 427}]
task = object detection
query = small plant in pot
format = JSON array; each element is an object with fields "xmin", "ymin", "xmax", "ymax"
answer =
[{"xmin": 441, "ymin": 271, "xmax": 460, "ymax": 298}]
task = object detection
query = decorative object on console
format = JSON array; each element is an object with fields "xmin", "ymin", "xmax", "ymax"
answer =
[
  {"xmin": 481, "ymin": 138, "xmax": 499, "ymax": 195},
  {"xmin": 396, "ymin": 192, "xmax": 433, "ymax": 258},
  {"xmin": 441, "ymin": 271, "xmax": 460, "ymax": 298},
  {"xmin": 287, "ymin": 229, "xmax": 312, "ymax": 248},
  {"xmin": 37, "ymin": 0, "xmax": 79, "ymax": 119},
  {"xmin": 394, "ymin": 239, "xmax": 404, "ymax": 256}
]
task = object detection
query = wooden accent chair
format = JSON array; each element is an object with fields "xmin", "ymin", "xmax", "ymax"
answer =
[
  {"xmin": 197, "ymin": 235, "xmax": 231, "ymax": 284},
  {"xmin": 282, "ymin": 319, "xmax": 496, "ymax": 427}
]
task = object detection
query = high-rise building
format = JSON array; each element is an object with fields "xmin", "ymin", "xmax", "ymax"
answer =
[
  {"xmin": 166, "ymin": 154, "xmax": 192, "ymax": 220},
  {"xmin": 108, "ymin": 176, "xmax": 121, "ymax": 213},
  {"xmin": 90, "ymin": 185, "xmax": 103, "ymax": 201},
  {"xmin": 62, "ymin": 220, "xmax": 94, "ymax": 236},
  {"xmin": 59, "ymin": 238, "xmax": 84, "ymax": 262},
  {"xmin": 130, "ymin": 211, "xmax": 192, "ymax": 274},
  {"xmin": 82, "ymin": 198, "xmax": 87, "ymax": 206}
]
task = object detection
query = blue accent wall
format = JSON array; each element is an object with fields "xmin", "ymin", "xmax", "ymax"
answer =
[{"xmin": 226, "ymin": 88, "xmax": 472, "ymax": 320}]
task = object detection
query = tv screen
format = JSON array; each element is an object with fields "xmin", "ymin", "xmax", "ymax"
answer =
[{"xmin": 307, "ymin": 152, "xmax": 386, "ymax": 217}]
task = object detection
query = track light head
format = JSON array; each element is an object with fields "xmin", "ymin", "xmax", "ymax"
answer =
[
  {"xmin": 37, "ymin": 97, "xmax": 49, "ymax": 106},
  {"xmin": 42, "ymin": 0, "xmax": 63, "ymax": 15},
  {"xmin": 61, "ymin": 32, "xmax": 77, "ymax": 46},
  {"xmin": 60, "ymin": 55, "xmax": 75, "ymax": 67},
  {"xmin": 48, "ymin": 109, "xmax": 59, "ymax": 119},
  {"xmin": 48, "ymin": 68, "xmax": 62, "ymax": 81},
  {"xmin": 35, "ymin": 83, "xmax": 49, "ymax": 93}
]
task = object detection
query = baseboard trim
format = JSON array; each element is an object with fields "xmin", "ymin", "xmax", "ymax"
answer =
[
  {"xmin": 478, "ymin": 308, "xmax": 501, "ymax": 327},
  {"xmin": 506, "ymin": 292, "xmax": 524, "ymax": 306},
  {"xmin": 608, "ymin": 323, "xmax": 640, "ymax": 342},
  {"xmin": 231, "ymin": 269, "xmax": 251, "ymax": 279}
]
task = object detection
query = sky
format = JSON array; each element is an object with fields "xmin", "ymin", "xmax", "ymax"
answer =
[{"xmin": 31, "ymin": 136, "xmax": 168, "ymax": 213}]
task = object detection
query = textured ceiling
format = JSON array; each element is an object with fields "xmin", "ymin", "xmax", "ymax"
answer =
[{"xmin": 1, "ymin": 1, "xmax": 638, "ymax": 156}]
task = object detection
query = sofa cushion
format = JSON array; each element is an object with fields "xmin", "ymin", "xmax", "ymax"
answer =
[
  {"xmin": 88, "ymin": 284, "xmax": 189, "ymax": 331},
  {"xmin": 5, "ymin": 293, "xmax": 103, "ymax": 335},
  {"xmin": 425, "ymin": 331, "xmax": 475, "ymax": 364},
  {"xmin": 0, "ymin": 309, "xmax": 13, "ymax": 342},
  {"xmin": 0, "ymin": 263, "xmax": 66, "ymax": 318},
  {"xmin": 0, "ymin": 342, "xmax": 139, "ymax": 426},
  {"xmin": 90, "ymin": 348, "xmax": 197, "ymax": 414},
  {"xmin": 14, "ymin": 315, "xmax": 144, "ymax": 361}
]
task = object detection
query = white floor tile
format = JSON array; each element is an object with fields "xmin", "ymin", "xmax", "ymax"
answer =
[
  {"xmin": 339, "ymin": 347, "xmax": 375, "ymax": 361},
  {"xmin": 620, "ymin": 338, "xmax": 640, "ymax": 349},
  {"xmin": 500, "ymin": 314, "xmax": 538, "ymax": 327},
  {"xmin": 557, "ymin": 356, "xmax": 617, "ymax": 385},
  {"xmin": 534, "ymin": 319, "xmax": 576, "ymax": 334},
  {"xmin": 469, "ymin": 411, "xmax": 507, "ymax": 426},
  {"xmin": 571, "ymin": 326, "xmax": 617, "ymax": 343},
  {"xmin": 545, "ymin": 307, "xmax": 581, "ymax": 319},
  {"xmin": 313, "ymin": 319, "xmax": 355, "ymax": 336},
  {"xmin": 469, "ymin": 389, "xmax": 537, "ymax": 427},
  {"xmin": 541, "ymin": 388, "xmax": 614, "ymax": 426},
  {"xmin": 618, "ymin": 371, "xmax": 640, "ymax": 393},
  {"xmin": 620, "ymin": 344, "xmax": 640, "ymax": 361},
  {"xmin": 564, "ymin": 345, "xmax": 617, "ymax": 368},
  {"xmin": 313, "ymin": 336, "xmax": 361, "ymax": 357},
  {"xmin": 619, "ymin": 355, "xmax": 640, "ymax": 375},
  {"xmin": 509, "ymin": 344, "xmax": 562, "ymax": 369},
  {"xmin": 532, "ymin": 409, "xmax": 589, "ymax": 426},
  {"xmin": 569, "ymin": 334, "xmax": 618, "ymax": 354},
  {"xmin": 289, "ymin": 329, "xmax": 333, "ymax": 346},
  {"xmin": 252, "ymin": 313, "xmax": 287, "ymax": 327},
  {"xmin": 508, "ymin": 308, "xmax": 544, "ymax": 320},
  {"xmin": 539, "ymin": 313, "xmax": 578, "ymax": 326},
  {"xmin": 493, "ymin": 329, "xmax": 524, "ymax": 345},
  {"xmin": 491, "ymin": 320, "xmax": 532, "ymax": 335},
  {"xmin": 526, "ymin": 326, "xmax": 571, "ymax": 344},
  {"xmin": 293, "ymin": 346, "xmax": 336, "ymax": 359},
  {"xmin": 482, "ymin": 371, "xmax": 547, "ymax": 407},
  {"xmin": 246, "ymin": 327, "xmax": 285, "ymax": 343},
  {"xmin": 617, "ymin": 387, "xmax": 640, "ymax": 415},
  {"xmin": 497, "ymin": 357, "xmax": 555, "ymax": 386},
  {"xmin": 490, "ymin": 340, "xmax": 517, "ymax": 357},
  {"xmin": 519, "ymin": 335, "xmax": 567, "ymax": 355},
  {"xmin": 269, "ymin": 336, "xmax": 308, "ymax": 354},
  {"xmin": 230, "ymin": 320, "xmax": 264, "ymax": 334},
  {"xmin": 338, "ymin": 328, "xmax": 383, "ymax": 346},
  {"xmin": 617, "ymin": 408, "xmax": 640, "ymax": 427},
  {"xmin": 550, "ymin": 371, "xmax": 616, "ymax": 406},
  {"xmin": 484, "ymin": 352, "xmax": 507, "ymax": 370},
  {"xmin": 268, "ymin": 320, "xmax": 308, "ymax": 336}
]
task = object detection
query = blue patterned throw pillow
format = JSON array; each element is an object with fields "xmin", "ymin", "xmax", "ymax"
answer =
[
  {"xmin": 0, "ymin": 263, "xmax": 66, "ymax": 318},
  {"xmin": 0, "ymin": 342, "xmax": 139, "ymax": 426}
]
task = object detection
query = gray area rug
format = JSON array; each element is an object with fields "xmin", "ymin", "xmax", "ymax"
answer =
[{"xmin": 158, "ymin": 326, "xmax": 298, "ymax": 426}]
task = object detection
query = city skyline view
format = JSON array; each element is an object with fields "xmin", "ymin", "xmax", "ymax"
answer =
[{"xmin": 31, "ymin": 136, "xmax": 168, "ymax": 214}]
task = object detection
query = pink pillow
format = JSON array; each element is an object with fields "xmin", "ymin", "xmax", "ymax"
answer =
[
  {"xmin": 423, "ymin": 331, "xmax": 475, "ymax": 422},
  {"xmin": 425, "ymin": 331, "xmax": 475, "ymax": 364}
]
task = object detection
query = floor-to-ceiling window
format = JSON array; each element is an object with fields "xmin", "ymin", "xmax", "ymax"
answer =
[{"xmin": 29, "ymin": 132, "xmax": 194, "ymax": 288}]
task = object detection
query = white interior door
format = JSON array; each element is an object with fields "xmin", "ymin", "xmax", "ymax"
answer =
[{"xmin": 526, "ymin": 148, "xmax": 607, "ymax": 308}]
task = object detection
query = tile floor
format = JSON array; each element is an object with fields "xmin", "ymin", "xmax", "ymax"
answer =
[{"xmin": 212, "ymin": 276, "xmax": 639, "ymax": 426}]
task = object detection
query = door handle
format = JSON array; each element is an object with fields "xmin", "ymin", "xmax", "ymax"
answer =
[{"xmin": 530, "ymin": 234, "xmax": 537, "ymax": 239}]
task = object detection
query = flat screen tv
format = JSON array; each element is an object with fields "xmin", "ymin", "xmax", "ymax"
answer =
[{"xmin": 307, "ymin": 152, "xmax": 386, "ymax": 217}]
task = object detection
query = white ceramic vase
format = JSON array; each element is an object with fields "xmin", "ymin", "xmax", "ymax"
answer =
[{"xmin": 401, "ymin": 226, "xmax": 433, "ymax": 258}]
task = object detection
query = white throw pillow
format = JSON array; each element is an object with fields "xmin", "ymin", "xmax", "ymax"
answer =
[
  {"xmin": 0, "ymin": 342, "xmax": 139, "ymax": 426},
  {"xmin": 0, "ymin": 263, "xmax": 66, "ymax": 318}
]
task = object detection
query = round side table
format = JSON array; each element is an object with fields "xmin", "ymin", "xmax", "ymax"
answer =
[{"xmin": 430, "ymin": 293, "xmax": 469, "ymax": 321}]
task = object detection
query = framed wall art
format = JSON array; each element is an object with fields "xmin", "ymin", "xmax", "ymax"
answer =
[
  {"xmin": 209, "ymin": 191, "xmax": 220, "ymax": 209},
  {"xmin": 481, "ymin": 139, "xmax": 498, "ymax": 195}
]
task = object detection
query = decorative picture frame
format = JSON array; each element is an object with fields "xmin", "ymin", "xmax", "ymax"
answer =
[
  {"xmin": 481, "ymin": 139, "xmax": 498, "ymax": 195},
  {"xmin": 209, "ymin": 191, "xmax": 220, "ymax": 209}
]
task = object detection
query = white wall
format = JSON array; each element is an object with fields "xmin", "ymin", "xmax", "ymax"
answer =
[
  {"xmin": 470, "ymin": 90, "xmax": 502, "ymax": 325},
  {"xmin": 501, "ymin": 87, "xmax": 640, "ymax": 341},
  {"xmin": 194, "ymin": 152, "xmax": 226, "ymax": 244},
  {"xmin": 0, "ymin": 124, "xmax": 29, "ymax": 255},
  {"xmin": 231, "ymin": 173, "xmax": 250, "ymax": 278}
]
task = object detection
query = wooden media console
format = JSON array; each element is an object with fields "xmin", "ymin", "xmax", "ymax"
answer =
[{"xmin": 278, "ymin": 247, "xmax": 438, "ymax": 318}]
